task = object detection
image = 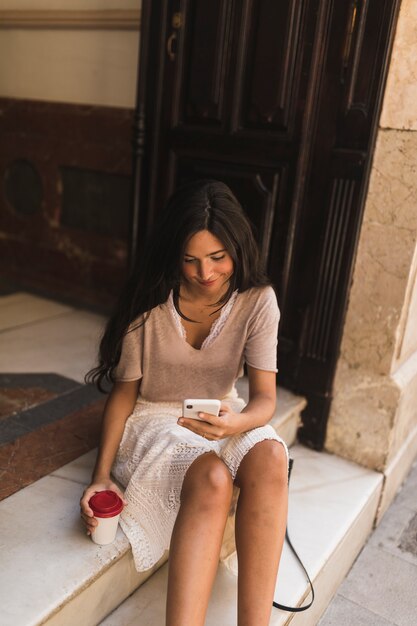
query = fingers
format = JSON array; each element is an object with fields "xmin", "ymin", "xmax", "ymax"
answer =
[
  {"xmin": 111, "ymin": 484, "xmax": 128, "ymax": 506},
  {"xmin": 80, "ymin": 491, "xmax": 96, "ymax": 534},
  {"xmin": 81, "ymin": 516, "xmax": 98, "ymax": 535},
  {"xmin": 197, "ymin": 411, "xmax": 222, "ymax": 424},
  {"xmin": 178, "ymin": 418, "xmax": 218, "ymax": 440},
  {"xmin": 80, "ymin": 499, "xmax": 92, "ymax": 517},
  {"xmin": 80, "ymin": 492, "xmax": 97, "ymax": 534},
  {"xmin": 177, "ymin": 408, "xmax": 235, "ymax": 440},
  {"xmin": 80, "ymin": 487, "xmax": 97, "ymax": 517},
  {"xmin": 80, "ymin": 511, "xmax": 97, "ymax": 525},
  {"xmin": 80, "ymin": 482, "xmax": 128, "ymax": 537}
]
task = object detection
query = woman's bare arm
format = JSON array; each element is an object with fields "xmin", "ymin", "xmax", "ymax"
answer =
[
  {"xmin": 80, "ymin": 379, "xmax": 140, "ymax": 533},
  {"xmin": 238, "ymin": 365, "xmax": 276, "ymax": 431},
  {"xmin": 92, "ymin": 379, "xmax": 141, "ymax": 481}
]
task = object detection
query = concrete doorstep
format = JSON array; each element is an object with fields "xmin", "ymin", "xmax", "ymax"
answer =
[{"xmin": 0, "ymin": 389, "xmax": 382, "ymax": 626}]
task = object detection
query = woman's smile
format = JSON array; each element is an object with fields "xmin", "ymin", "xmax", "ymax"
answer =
[{"xmin": 181, "ymin": 230, "xmax": 234, "ymax": 297}]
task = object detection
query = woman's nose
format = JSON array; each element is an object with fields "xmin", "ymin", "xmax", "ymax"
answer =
[{"xmin": 199, "ymin": 261, "xmax": 213, "ymax": 280}]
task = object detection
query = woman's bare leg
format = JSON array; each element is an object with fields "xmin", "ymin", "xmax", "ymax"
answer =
[
  {"xmin": 234, "ymin": 440, "xmax": 288, "ymax": 626},
  {"xmin": 166, "ymin": 452, "xmax": 234, "ymax": 626}
]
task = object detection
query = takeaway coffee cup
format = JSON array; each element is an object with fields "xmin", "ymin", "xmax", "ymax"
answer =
[{"xmin": 88, "ymin": 490, "xmax": 124, "ymax": 545}]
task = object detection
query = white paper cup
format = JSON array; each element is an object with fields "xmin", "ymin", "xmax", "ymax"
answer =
[{"xmin": 89, "ymin": 490, "xmax": 124, "ymax": 546}]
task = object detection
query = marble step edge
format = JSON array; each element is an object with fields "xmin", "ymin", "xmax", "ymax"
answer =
[
  {"xmin": 45, "ymin": 549, "xmax": 169, "ymax": 626},
  {"xmin": 287, "ymin": 478, "xmax": 382, "ymax": 625}
]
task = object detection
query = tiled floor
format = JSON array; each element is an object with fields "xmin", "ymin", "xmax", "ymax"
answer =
[
  {"xmin": 0, "ymin": 292, "xmax": 105, "ymax": 384},
  {"xmin": 318, "ymin": 459, "xmax": 417, "ymax": 626},
  {"xmin": 0, "ymin": 292, "xmax": 106, "ymax": 500},
  {"xmin": 0, "ymin": 377, "xmax": 56, "ymax": 419},
  {"xmin": 0, "ymin": 396, "xmax": 105, "ymax": 500}
]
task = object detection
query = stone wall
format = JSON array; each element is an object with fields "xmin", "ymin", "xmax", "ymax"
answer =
[{"xmin": 325, "ymin": 0, "xmax": 417, "ymax": 472}]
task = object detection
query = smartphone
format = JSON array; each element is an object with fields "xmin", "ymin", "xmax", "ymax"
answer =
[{"xmin": 182, "ymin": 399, "xmax": 221, "ymax": 420}]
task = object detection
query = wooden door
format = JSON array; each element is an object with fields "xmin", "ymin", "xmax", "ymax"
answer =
[{"xmin": 132, "ymin": 0, "xmax": 400, "ymax": 448}]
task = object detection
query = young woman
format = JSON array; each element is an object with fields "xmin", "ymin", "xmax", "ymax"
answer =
[{"xmin": 80, "ymin": 179, "xmax": 289, "ymax": 626}]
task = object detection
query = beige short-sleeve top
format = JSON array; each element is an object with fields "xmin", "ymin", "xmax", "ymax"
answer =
[{"xmin": 113, "ymin": 286, "xmax": 280, "ymax": 402}]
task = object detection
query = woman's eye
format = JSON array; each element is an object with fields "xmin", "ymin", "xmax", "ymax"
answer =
[{"xmin": 184, "ymin": 255, "xmax": 226, "ymax": 263}]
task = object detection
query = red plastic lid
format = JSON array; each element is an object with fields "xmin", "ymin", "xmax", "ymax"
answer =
[{"xmin": 89, "ymin": 490, "xmax": 124, "ymax": 518}]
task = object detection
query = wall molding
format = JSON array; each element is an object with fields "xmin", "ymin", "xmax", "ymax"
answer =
[{"xmin": 0, "ymin": 10, "xmax": 141, "ymax": 30}]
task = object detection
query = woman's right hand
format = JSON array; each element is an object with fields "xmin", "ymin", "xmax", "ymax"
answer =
[{"xmin": 80, "ymin": 479, "xmax": 128, "ymax": 536}]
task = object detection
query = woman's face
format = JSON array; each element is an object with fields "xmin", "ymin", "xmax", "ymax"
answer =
[{"xmin": 181, "ymin": 230, "xmax": 234, "ymax": 295}]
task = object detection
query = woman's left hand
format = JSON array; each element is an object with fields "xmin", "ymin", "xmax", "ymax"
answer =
[{"xmin": 177, "ymin": 403, "xmax": 242, "ymax": 440}]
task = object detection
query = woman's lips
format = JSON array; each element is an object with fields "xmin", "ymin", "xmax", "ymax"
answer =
[{"xmin": 199, "ymin": 278, "xmax": 217, "ymax": 286}]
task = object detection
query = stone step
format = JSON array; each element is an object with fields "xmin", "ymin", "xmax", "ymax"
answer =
[
  {"xmin": 101, "ymin": 445, "xmax": 383, "ymax": 626},
  {"xmin": 235, "ymin": 378, "xmax": 306, "ymax": 447},
  {"xmin": 0, "ymin": 384, "xmax": 304, "ymax": 626}
]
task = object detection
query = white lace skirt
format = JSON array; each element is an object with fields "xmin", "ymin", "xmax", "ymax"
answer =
[{"xmin": 111, "ymin": 394, "xmax": 289, "ymax": 572}]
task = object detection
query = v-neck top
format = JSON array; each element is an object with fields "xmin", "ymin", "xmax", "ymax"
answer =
[
  {"xmin": 166, "ymin": 289, "xmax": 239, "ymax": 350},
  {"xmin": 113, "ymin": 286, "xmax": 280, "ymax": 402}
]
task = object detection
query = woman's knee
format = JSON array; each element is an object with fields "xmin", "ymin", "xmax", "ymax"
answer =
[
  {"xmin": 235, "ymin": 440, "xmax": 288, "ymax": 488},
  {"xmin": 181, "ymin": 453, "xmax": 233, "ymax": 504}
]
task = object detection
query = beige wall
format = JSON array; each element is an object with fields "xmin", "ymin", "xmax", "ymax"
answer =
[
  {"xmin": 0, "ymin": 1, "xmax": 139, "ymax": 8},
  {"xmin": 380, "ymin": 0, "xmax": 417, "ymax": 131},
  {"xmin": 382, "ymin": 0, "xmax": 417, "ymax": 369},
  {"xmin": 326, "ymin": 0, "xmax": 417, "ymax": 472},
  {"xmin": 0, "ymin": 1, "xmax": 140, "ymax": 108},
  {"xmin": 394, "ymin": 242, "xmax": 417, "ymax": 369}
]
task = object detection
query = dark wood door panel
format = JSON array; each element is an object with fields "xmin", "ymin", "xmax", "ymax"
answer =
[
  {"xmin": 168, "ymin": 126, "xmax": 301, "ymax": 163},
  {"xmin": 329, "ymin": 0, "xmax": 396, "ymax": 148},
  {"xmin": 175, "ymin": 0, "xmax": 234, "ymax": 127},
  {"xmin": 301, "ymin": 177, "xmax": 360, "ymax": 360},
  {"xmin": 232, "ymin": 0, "xmax": 307, "ymax": 135},
  {"xmin": 173, "ymin": 0, "xmax": 308, "ymax": 137}
]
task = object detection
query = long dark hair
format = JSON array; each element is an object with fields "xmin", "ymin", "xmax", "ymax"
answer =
[{"xmin": 86, "ymin": 179, "xmax": 271, "ymax": 391}]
